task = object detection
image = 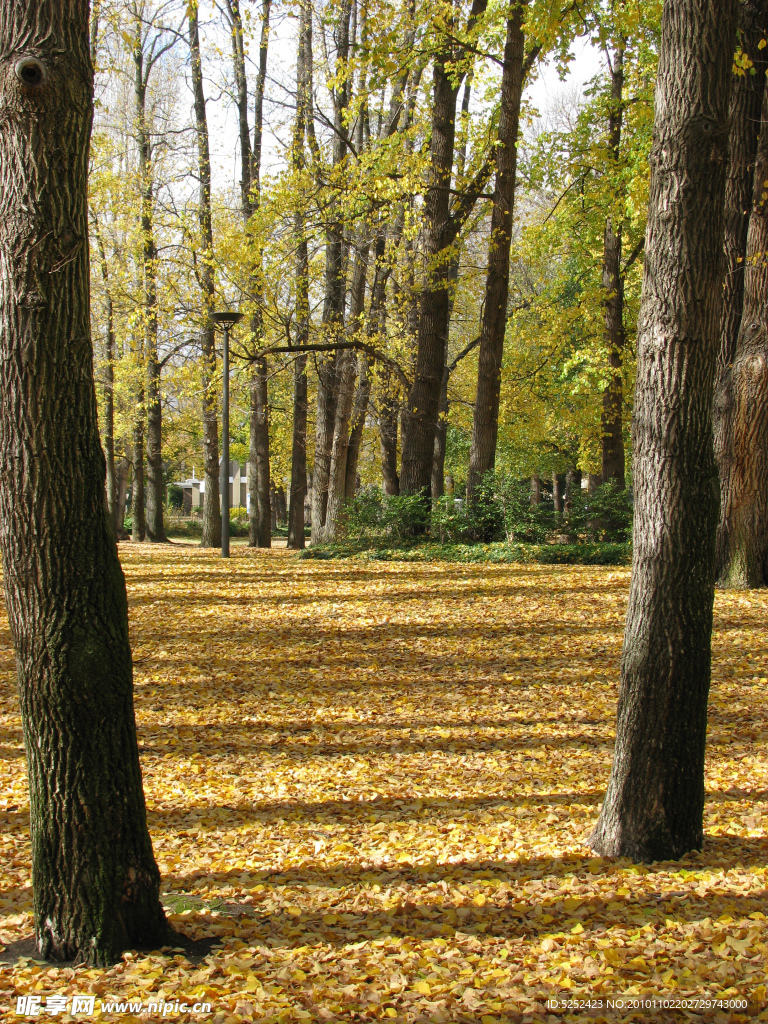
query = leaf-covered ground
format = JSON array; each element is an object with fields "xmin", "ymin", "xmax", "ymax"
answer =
[{"xmin": 1, "ymin": 546, "xmax": 767, "ymax": 1022}]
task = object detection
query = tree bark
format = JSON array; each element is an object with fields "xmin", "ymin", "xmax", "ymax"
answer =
[
  {"xmin": 467, "ymin": 2, "xmax": 525, "ymax": 498},
  {"xmin": 322, "ymin": 238, "xmax": 369, "ymax": 541},
  {"xmin": 379, "ymin": 389, "xmax": 401, "ymax": 496},
  {"xmin": 91, "ymin": 214, "xmax": 118, "ymax": 534},
  {"xmin": 312, "ymin": 0, "xmax": 352, "ymax": 542},
  {"xmin": 530, "ymin": 473, "xmax": 541, "ymax": 505},
  {"xmin": 432, "ymin": 366, "xmax": 449, "ymax": 500},
  {"xmin": 552, "ymin": 471, "xmax": 565, "ymax": 514},
  {"xmin": 250, "ymin": 357, "xmax": 271, "ymax": 547},
  {"xmin": 287, "ymin": 0, "xmax": 312, "ymax": 550},
  {"xmin": 714, "ymin": 0, "xmax": 768, "ymax": 578},
  {"xmin": 131, "ymin": 374, "xmax": 145, "ymax": 542},
  {"xmin": 400, "ymin": 0, "xmax": 488, "ymax": 499},
  {"xmin": 134, "ymin": 19, "xmax": 164, "ymax": 543},
  {"xmin": 589, "ymin": 0, "xmax": 738, "ymax": 862},
  {"xmin": 717, "ymin": 82, "xmax": 768, "ymax": 587},
  {"xmin": 0, "ymin": 0, "xmax": 168, "ymax": 963},
  {"xmin": 345, "ymin": 357, "xmax": 369, "ymax": 499},
  {"xmin": 601, "ymin": 44, "xmax": 627, "ymax": 489},
  {"xmin": 189, "ymin": 1, "xmax": 221, "ymax": 549}
]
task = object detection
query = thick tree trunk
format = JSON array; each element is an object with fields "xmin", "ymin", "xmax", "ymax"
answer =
[
  {"xmin": 589, "ymin": 0, "xmax": 737, "ymax": 862},
  {"xmin": 587, "ymin": 472, "xmax": 601, "ymax": 495},
  {"xmin": 717, "ymin": 83, "xmax": 768, "ymax": 587},
  {"xmin": 0, "ymin": 0, "xmax": 168, "ymax": 963},
  {"xmin": 467, "ymin": 3, "xmax": 525, "ymax": 497},
  {"xmin": 714, "ymin": 0, "xmax": 768, "ymax": 578},
  {"xmin": 189, "ymin": 2, "xmax": 221, "ymax": 549},
  {"xmin": 601, "ymin": 45, "xmax": 626, "ymax": 489},
  {"xmin": 250, "ymin": 357, "xmax": 271, "ymax": 547}
]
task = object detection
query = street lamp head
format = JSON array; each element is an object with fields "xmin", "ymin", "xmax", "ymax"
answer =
[{"xmin": 211, "ymin": 310, "xmax": 244, "ymax": 326}]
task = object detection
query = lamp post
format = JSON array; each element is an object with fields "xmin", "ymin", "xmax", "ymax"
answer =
[{"xmin": 211, "ymin": 310, "xmax": 244, "ymax": 557}]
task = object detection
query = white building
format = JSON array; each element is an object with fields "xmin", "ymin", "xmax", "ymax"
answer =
[{"xmin": 175, "ymin": 461, "xmax": 249, "ymax": 514}]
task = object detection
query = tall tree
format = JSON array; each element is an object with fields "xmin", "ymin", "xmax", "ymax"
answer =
[
  {"xmin": 466, "ymin": 1, "xmax": 528, "ymax": 498},
  {"xmin": 311, "ymin": 0, "xmax": 353, "ymax": 543},
  {"xmin": 287, "ymin": 0, "xmax": 312, "ymax": 550},
  {"xmin": 0, "ymin": 0, "xmax": 168, "ymax": 962},
  {"xmin": 589, "ymin": 0, "xmax": 738, "ymax": 861},
  {"xmin": 716, "ymin": 83, "xmax": 768, "ymax": 587},
  {"xmin": 189, "ymin": 1, "xmax": 221, "ymax": 549},
  {"xmin": 226, "ymin": 0, "xmax": 272, "ymax": 547},
  {"xmin": 600, "ymin": 41, "xmax": 626, "ymax": 489},
  {"xmin": 714, "ymin": 0, "xmax": 768, "ymax": 582},
  {"xmin": 133, "ymin": 4, "xmax": 166, "ymax": 543},
  {"xmin": 399, "ymin": 0, "xmax": 489, "ymax": 501}
]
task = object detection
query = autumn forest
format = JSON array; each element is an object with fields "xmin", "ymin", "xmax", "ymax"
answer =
[{"xmin": 0, "ymin": 0, "xmax": 767, "ymax": 1022}]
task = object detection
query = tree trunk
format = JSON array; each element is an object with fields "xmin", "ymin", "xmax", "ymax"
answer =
[
  {"xmin": 432, "ymin": 366, "xmax": 449, "ymax": 499},
  {"xmin": 93, "ymin": 218, "xmax": 117, "ymax": 534},
  {"xmin": 131, "ymin": 382, "xmax": 145, "ymax": 542},
  {"xmin": 587, "ymin": 472, "xmax": 601, "ymax": 495},
  {"xmin": 530, "ymin": 474, "xmax": 541, "ymax": 505},
  {"xmin": 601, "ymin": 44, "xmax": 627, "ymax": 489},
  {"xmin": 145, "ymin": 354, "xmax": 165, "ymax": 542},
  {"xmin": 714, "ymin": 0, "xmax": 768, "ymax": 578},
  {"xmin": 0, "ymin": 0, "xmax": 168, "ymax": 963},
  {"xmin": 116, "ymin": 457, "xmax": 129, "ymax": 537},
  {"xmin": 345, "ymin": 357, "xmax": 369, "ymax": 500},
  {"xmin": 322, "ymin": 238, "xmax": 369, "ymax": 541},
  {"xmin": 312, "ymin": 0, "xmax": 352, "ymax": 542},
  {"xmin": 189, "ymin": 1, "xmax": 221, "ymax": 549},
  {"xmin": 250, "ymin": 357, "xmax": 271, "ymax": 547},
  {"xmin": 288, "ymin": 0, "xmax": 311, "ymax": 551},
  {"xmin": 589, "ymin": 0, "xmax": 738, "ymax": 862},
  {"xmin": 400, "ymin": 0, "xmax": 488, "ymax": 499},
  {"xmin": 467, "ymin": 2, "xmax": 525, "ymax": 497},
  {"xmin": 717, "ymin": 82, "xmax": 768, "ymax": 587},
  {"xmin": 379, "ymin": 391, "xmax": 401, "ymax": 496},
  {"xmin": 552, "ymin": 471, "xmax": 565, "ymax": 514}
]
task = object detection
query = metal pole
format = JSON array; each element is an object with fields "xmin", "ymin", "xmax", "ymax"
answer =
[{"xmin": 220, "ymin": 323, "xmax": 230, "ymax": 558}]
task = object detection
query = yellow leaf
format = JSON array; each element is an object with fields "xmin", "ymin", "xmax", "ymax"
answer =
[{"xmin": 414, "ymin": 980, "xmax": 431, "ymax": 995}]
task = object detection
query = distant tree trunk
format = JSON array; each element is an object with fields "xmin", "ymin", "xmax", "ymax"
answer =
[
  {"xmin": 134, "ymin": 20, "xmax": 164, "ymax": 543},
  {"xmin": 530, "ymin": 473, "xmax": 541, "ymax": 505},
  {"xmin": 189, "ymin": 1, "xmax": 221, "ymax": 549},
  {"xmin": 322, "ymin": 239, "xmax": 369, "ymax": 541},
  {"xmin": 588, "ymin": 473, "xmax": 601, "ymax": 494},
  {"xmin": 552, "ymin": 472, "xmax": 565, "ymax": 514},
  {"xmin": 288, "ymin": 0, "xmax": 311, "ymax": 551},
  {"xmin": 288, "ymin": 355, "xmax": 308, "ymax": 549},
  {"xmin": 589, "ymin": 0, "xmax": 737, "ymax": 862},
  {"xmin": 467, "ymin": 2, "xmax": 526, "ymax": 498},
  {"xmin": 432, "ymin": 366, "xmax": 449, "ymax": 499},
  {"xmin": 601, "ymin": 44, "xmax": 626, "ymax": 489},
  {"xmin": 714, "ymin": 0, "xmax": 768, "ymax": 579},
  {"xmin": 277, "ymin": 485, "xmax": 287, "ymax": 524},
  {"xmin": 312, "ymin": 0, "xmax": 352, "ymax": 542},
  {"xmin": 0, "ymin": 0, "xmax": 168, "ymax": 963},
  {"xmin": 400, "ymin": 0, "xmax": 488, "ymax": 499},
  {"xmin": 91, "ymin": 215, "xmax": 118, "ymax": 533},
  {"xmin": 250, "ymin": 357, "xmax": 271, "ymax": 547},
  {"xmin": 345, "ymin": 358, "xmax": 369, "ymax": 499},
  {"xmin": 116, "ymin": 458, "xmax": 129, "ymax": 535},
  {"xmin": 717, "ymin": 83, "xmax": 768, "ymax": 587},
  {"xmin": 131, "ymin": 377, "xmax": 145, "ymax": 542},
  {"xmin": 565, "ymin": 468, "xmax": 581, "ymax": 508},
  {"xmin": 379, "ymin": 391, "xmax": 401, "ymax": 496},
  {"xmin": 226, "ymin": 0, "xmax": 272, "ymax": 548}
]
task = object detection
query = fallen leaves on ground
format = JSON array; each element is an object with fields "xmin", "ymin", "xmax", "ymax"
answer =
[{"xmin": 0, "ymin": 545, "xmax": 767, "ymax": 1023}]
